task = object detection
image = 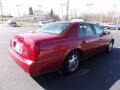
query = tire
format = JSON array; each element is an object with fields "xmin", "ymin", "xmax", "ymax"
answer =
[
  {"xmin": 63, "ymin": 51, "xmax": 80, "ymax": 74},
  {"xmin": 106, "ymin": 41, "xmax": 113, "ymax": 53},
  {"xmin": 116, "ymin": 27, "xmax": 118, "ymax": 30}
]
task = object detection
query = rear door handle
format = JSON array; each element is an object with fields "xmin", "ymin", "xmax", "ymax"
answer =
[
  {"xmin": 82, "ymin": 41, "xmax": 86, "ymax": 43},
  {"xmin": 99, "ymin": 38, "xmax": 102, "ymax": 40}
]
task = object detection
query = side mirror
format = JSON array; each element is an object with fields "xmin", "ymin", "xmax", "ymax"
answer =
[{"xmin": 103, "ymin": 31, "xmax": 110, "ymax": 35}]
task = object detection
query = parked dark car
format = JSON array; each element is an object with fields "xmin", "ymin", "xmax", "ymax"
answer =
[
  {"xmin": 6, "ymin": 19, "xmax": 22, "ymax": 27},
  {"xmin": 105, "ymin": 23, "xmax": 120, "ymax": 30}
]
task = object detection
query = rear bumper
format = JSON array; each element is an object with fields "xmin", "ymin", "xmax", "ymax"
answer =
[{"xmin": 9, "ymin": 47, "xmax": 39, "ymax": 76}]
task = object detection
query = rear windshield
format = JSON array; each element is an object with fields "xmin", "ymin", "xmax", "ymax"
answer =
[{"xmin": 36, "ymin": 22, "xmax": 70, "ymax": 34}]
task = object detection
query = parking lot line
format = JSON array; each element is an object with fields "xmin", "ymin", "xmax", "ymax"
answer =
[{"xmin": 0, "ymin": 42, "xmax": 10, "ymax": 44}]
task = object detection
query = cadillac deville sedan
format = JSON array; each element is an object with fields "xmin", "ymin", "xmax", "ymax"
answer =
[{"xmin": 9, "ymin": 21, "xmax": 114, "ymax": 76}]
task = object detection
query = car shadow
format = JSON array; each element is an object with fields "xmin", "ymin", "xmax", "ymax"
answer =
[{"xmin": 32, "ymin": 48, "xmax": 120, "ymax": 90}]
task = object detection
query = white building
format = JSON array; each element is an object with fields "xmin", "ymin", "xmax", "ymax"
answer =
[{"xmin": 34, "ymin": 10, "xmax": 47, "ymax": 21}]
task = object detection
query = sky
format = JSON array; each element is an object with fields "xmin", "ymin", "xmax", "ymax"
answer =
[{"xmin": 1, "ymin": 0, "xmax": 120, "ymax": 17}]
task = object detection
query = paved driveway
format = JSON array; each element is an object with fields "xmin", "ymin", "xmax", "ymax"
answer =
[{"xmin": 0, "ymin": 25, "xmax": 120, "ymax": 90}]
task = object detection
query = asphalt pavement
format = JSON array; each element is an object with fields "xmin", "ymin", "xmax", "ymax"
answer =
[{"xmin": 0, "ymin": 24, "xmax": 120, "ymax": 90}]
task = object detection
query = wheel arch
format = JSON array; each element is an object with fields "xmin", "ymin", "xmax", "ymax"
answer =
[
  {"xmin": 61, "ymin": 48, "xmax": 83, "ymax": 74},
  {"xmin": 64, "ymin": 48, "xmax": 84, "ymax": 61}
]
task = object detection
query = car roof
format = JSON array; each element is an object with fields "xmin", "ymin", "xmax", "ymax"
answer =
[{"xmin": 54, "ymin": 21, "xmax": 95, "ymax": 25}]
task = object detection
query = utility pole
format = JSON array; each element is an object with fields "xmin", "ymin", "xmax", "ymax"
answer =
[
  {"xmin": 60, "ymin": 3, "xmax": 65, "ymax": 20},
  {"xmin": 37, "ymin": 5, "xmax": 42, "ymax": 21},
  {"xmin": 116, "ymin": 7, "xmax": 119, "ymax": 24},
  {"xmin": 0, "ymin": 0, "xmax": 3, "ymax": 21},
  {"xmin": 16, "ymin": 5, "xmax": 21, "ymax": 17},
  {"xmin": 86, "ymin": 3, "xmax": 93, "ymax": 21},
  {"xmin": 74, "ymin": 9, "xmax": 77, "ymax": 18},
  {"xmin": 66, "ymin": 0, "xmax": 69, "ymax": 20},
  {"xmin": 38, "ymin": 5, "xmax": 42, "ymax": 16},
  {"xmin": 9, "ymin": 9, "xmax": 11, "ymax": 16},
  {"xmin": 38, "ymin": 5, "xmax": 42, "ymax": 11},
  {"xmin": 117, "ymin": 12, "xmax": 119, "ymax": 24},
  {"xmin": 117, "ymin": 16, "xmax": 119, "ymax": 24},
  {"xmin": 112, "ymin": 5, "xmax": 116, "ymax": 23}
]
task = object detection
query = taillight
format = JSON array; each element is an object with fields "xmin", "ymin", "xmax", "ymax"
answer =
[
  {"xmin": 23, "ymin": 46, "xmax": 30, "ymax": 56},
  {"xmin": 29, "ymin": 44, "xmax": 40, "ymax": 61},
  {"xmin": 22, "ymin": 43, "xmax": 40, "ymax": 61},
  {"xmin": 11, "ymin": 36, "xmax": 40, "ymax": 61}
]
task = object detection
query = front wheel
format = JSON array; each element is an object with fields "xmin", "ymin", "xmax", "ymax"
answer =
[
  {"xmin": 106, "ymin": 42, "xmax": 113, "ymax": 53},
  {"xmin": 63, "ymin": 51, "xmax": 80, "ymax": 74}
]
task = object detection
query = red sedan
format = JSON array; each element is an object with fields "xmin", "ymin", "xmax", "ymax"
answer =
[{"xmin": 9, "ymin": 21, "xmax": 114, "ymax": 76}]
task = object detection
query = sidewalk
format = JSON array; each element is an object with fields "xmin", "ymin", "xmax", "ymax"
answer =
[
  {"xmin": 22, "ymin": 22, "xmax": 39, "ymax": 26},
  {"xmin": 0, "ymin": 21, "xmax": 5, "ymax": 24}
]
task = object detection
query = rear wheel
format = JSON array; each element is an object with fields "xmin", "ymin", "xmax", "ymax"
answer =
[{"xmin": 63, "ymin": 51, "xmax": 80, "ymax": 74}]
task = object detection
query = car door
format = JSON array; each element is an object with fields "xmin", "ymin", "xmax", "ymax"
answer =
[
  {"xmin": 78, "ymin": 23, "xmax": 100, "ymax": 57},
  {"xmin": 92, "ymin": 24, "xmax": 110, "ymax": 52}
]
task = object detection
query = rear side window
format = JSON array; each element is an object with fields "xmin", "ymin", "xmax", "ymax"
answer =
[
  {"xmin": 78, "ymin": 25, "xmax": 85, "ymax": 37},
  {"xmin": 93, "ymin": 25, "xmax": 103, "ymax": 35},
  {"xmin": 36, "ymin": 22, "xmax": 70, "ymax": 34},
  {"xmin": 78, "ymin": 24, "xmax": 95, "ymax": 37}
]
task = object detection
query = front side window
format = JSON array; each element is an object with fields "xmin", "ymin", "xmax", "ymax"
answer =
[
  {"xmin": 93, "ymin": 25, "xmax": 103, "ymax": 35},
  {"xmin": 36, "ymin": 22, "xmax": 70, "ymax": 34}
]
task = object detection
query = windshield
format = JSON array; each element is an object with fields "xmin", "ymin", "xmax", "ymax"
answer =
[{"xmin": 36, "ymin": 22, "xmax": 70, "ymax": 34}]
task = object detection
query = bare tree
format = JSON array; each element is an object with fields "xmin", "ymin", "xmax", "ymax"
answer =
[
  {"xmin": 46, "ymin": 9, "xmax": 60, "ymax": 21},
  {"xmin": 29, "ymin": 7, "xmax": 34, "ymax": 15}
]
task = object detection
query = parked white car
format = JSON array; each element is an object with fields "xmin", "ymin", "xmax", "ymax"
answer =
[{"xmin": 39, "ymin": 21, "xmax": 48, "ymax": 27}]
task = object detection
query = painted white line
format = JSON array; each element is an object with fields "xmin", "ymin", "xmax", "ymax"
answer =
[
  {"xmin": 0, "ymin": 31, "xmax": 18, "ymax": 33},
  {"xmin": 116, "ymin": 47, "xmax": 120, "ymax": 48},
  {"xmin": 11, "ymin": 31, "xmax": 19, "ymax": 33},
  {"xmin": 0, "ymin": 42, "xmax": 10, "ymax": 44}
]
